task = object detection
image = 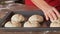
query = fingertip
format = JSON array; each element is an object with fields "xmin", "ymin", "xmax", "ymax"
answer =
[
  {"xmin": 46, "ymin": 17, "xmax": 49, "ymax": 20},
  {"xmin": 53, "ymin": 7, "xmax": 60, "ymax": 18}
]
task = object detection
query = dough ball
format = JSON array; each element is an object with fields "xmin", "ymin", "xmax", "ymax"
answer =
[
  {"xmin": 51, "ymin": 17, "xmax": 60, "ymax": 23},
  {"xmin": 11, "ymin": 14, "xmax": 25, "ymax": 23},
  {"xmin": 50, "ymin": 22, "xmax": 60, "ymax": 27},
  {"xmin": 4, "ymin": 21, "xmax": 13, "ymax": 27},
  {"xmin": 51, "ymin": 19, "xmax": 60, "ymax": 24},
  {"xmin": 28, "ymin": 15, "xmax": 43, "ymax": 23},
  {"xmin": 24, "ymin": 21, "xmax": 40, "ymax": 27},
  {"xmin": 12, "ymin": 22, "xmax": 22, "ymax": 27},
  {"xmin": 4, "ymin": 21, "xmax": 22, "ymax": 27}
]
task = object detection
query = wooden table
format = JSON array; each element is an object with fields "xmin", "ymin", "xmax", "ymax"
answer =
[{"xmin": 0, "ymin": 3, "xmax": 60, "ymax": 34}]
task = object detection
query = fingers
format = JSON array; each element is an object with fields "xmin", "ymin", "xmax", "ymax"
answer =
[
  {"xmin": 47, "ymin": 12, "xmax": 53, "ymax": 20},
  {"xmin": 52, "ymin": 7, "xmax": 60, "ymax": 17},
  {"xmin": 49, "ymin": 10, "xmax": 57, "ymax": 20},
  {"xmin": 43, "ymin": 11, "xmax": 53, "ymax": 20},
  {"xmin": 43, "ymin": 7, "xmax": 59, "ymax": 21},
  {"xmin": 44, "ymin": 11, "xmax": 49, "ymax": 20},
  {"xmin": 44, "ymin": 10, "xmax": 57, "ymax": 21}
]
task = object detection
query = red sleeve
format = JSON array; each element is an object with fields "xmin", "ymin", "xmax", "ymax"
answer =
[
  {"xmin": 25, "ymin": 0, "xmax": 60, "ymax": 10},
  {"xmin": 45, "ymin": 0, "xmax": 60, "ymax": 10},
  {"xmin": 45, "ymin": 0, "xmax": 60, "ymax": 7},
  {"xmin": 25, "ymin": 0, "xmax": 35, "ymax": 6}
]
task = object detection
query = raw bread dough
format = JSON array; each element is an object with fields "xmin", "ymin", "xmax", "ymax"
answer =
[
  {"xmin": 5, "ymin": 21, "xmax": 21, "ymax": 27},
  {"xmin": 50, "ymin": 22, "xmax": 60, "ymax": 27},
  {"xmin": 24, "ymin": 21, "xmax": 40, "ymax": 27},
  {"xmin": 29, "ymin": 15, "xmax": 43, "ymax": 23},
  {"xmin": 11, "ymin": 14, "xmax": 25, "ymax": 23}
]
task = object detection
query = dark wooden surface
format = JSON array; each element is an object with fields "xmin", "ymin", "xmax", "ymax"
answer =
[{"xmin": 0, "ymin": 3, "xmax": 60, "ymax": 34}]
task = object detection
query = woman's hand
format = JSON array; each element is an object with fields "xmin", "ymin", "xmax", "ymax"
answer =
[
  {"xmin": 43, "ymin": 7, "xmax": 60, "ymax": 21},
  {"xmin": 31, "ymin": 0, "xmax": 60, "ymax": 21}
]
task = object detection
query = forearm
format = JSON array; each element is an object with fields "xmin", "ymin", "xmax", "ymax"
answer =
[{"xmin": 31, "ymin": 0, "xmax": 52, "ymax": 10}]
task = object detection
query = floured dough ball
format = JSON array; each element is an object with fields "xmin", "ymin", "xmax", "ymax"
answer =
[
  {"xmin": 24, "ymin": 21, "xmax": 40, "ymax": 27},
  {"xmin": 50, "ymin": 22, "xmax": 60, "ymax": 27},
  {"xmin": 11, "ymin": 14, "xmax": 25, "ymax": 23},
  {"xmin": 28, "ymin": 15, "xmax": 43, "ymax": 23},
  {"xmin": 4, "ymin": 21, "xmax": 13, "ymax": 27},
  {"xmin": 4, "ymin": 21, "xmax": 22, "ymax": 27},
  {"xmin": 51, "ymin": 17, "xmax": 60, "ymax": 23},
  {"xmin": 51, "ymin": 19, "xmax": 60, "ymax": 24},
  {"xmin": 12, "ymin": 22, "xmax": 22, "ymax": 27}
]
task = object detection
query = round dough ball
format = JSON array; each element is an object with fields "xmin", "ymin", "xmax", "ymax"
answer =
[
  {"xmin": 11, "ymin": 14, "xmax": 25, "ymax": 23},
  {"xmin": 51, "ymin": 19, "xmax": 60, "ymax": 24},
  {"xmin": 28, "ymin": 15, "xmax": 43, "ymax": 23},
  {"xmin": 4, "ymin": 21, "xmax": 21, "ymax": 27},
  {"xmin": 4, "ymin": 21, "xmax": 13, "ymax": 27},
  {"xmin": 50, "ymin": 22, "xmax": 60, "ymax": 27},
  {"xmin": 12, "ymin": 23, "xmax": 22, "ymax": 27},
  {"xmin": 24, "ymin": 21, "xmax": 40, "ymax": 27}
]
